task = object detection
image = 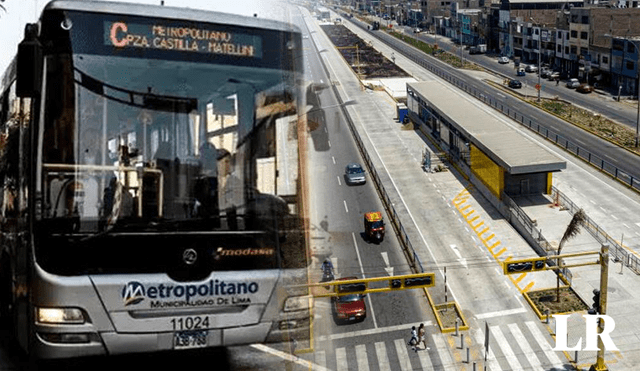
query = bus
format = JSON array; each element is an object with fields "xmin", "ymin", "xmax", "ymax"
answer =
[{"xmin": 0, "ymin": 0, "xmax": 311, "ymax": 360}]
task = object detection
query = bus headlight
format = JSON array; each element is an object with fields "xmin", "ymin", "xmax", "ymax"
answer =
[
  {"xmin": 36, "ymin": 307, "xmax": 85, "ymax": 324},
  {"xmin": 284, "ymin": 295, "xmax": 310, "ymax": 312}
]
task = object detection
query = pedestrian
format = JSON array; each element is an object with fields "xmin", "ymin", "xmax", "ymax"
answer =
[
  {"xmin": 407, "ymin": 326, "xmax": 418, "ymax": 351},
  {"xmin": 556, "ymin": 77, "xmax": 559, "ymax": 86},
  {"xmin": 417, "ymin": 323, "xmax": 430, "ymax": 351}
]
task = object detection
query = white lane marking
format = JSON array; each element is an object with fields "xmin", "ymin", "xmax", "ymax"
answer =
[
  {"xmin": 250, "ymin": 344, "xmax": 332, "ymax": 371},
  {"xmin": 394, "ymin": 339, "xmax": 413, "ymax": 371},
  {"xmin": 508, "ymin": 323, "xmax": 543, "ymax": 370},
  {"xmin": 491, "ymin": 325, "xmax": 522, "ymax": 371},
  {"xmin": 344, "ymin": 200, "xmax": 349, "ymax": 213},
  {"xmin": 352, "ymin": 232, "xmax": 378, "ymax": 329},
  {"xmin": 355, "ymin": 344, "xmax": 370, "ymax": 371},
  {"xmin": 473, "ymin": 327, "xmax": 501, "ymax": 371},
  {"xmin": 336, "ymin": 347, "xmax": 347, "ymax": 371},
  {"xmin": 432, "ymin": 333, "xmax": 458, "ymax": 371},
  {"xmin": 381, "ymin": 251, "xmax": 394, "ymax": 276},
  {"xmin": 375, "ymin": 342, "xmax": 392, "ymax": 371},
  {"xmin": 450, "ymin": 244, "xmax": 467, "ymax": 269},
  {"xmin": 525, "ymin": 321, "xmax": 564, "ymax": 366},
  {"xmin": 475, "ymin": 307, "xmax": 527, "ymax": 319},
  {"xmin": 318, "ymin": 320, "xmax": 434, "ymax": 341}
]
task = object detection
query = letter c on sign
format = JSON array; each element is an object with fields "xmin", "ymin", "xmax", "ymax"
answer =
[{"xmin": 110, "ymin": 22, "xmax": 128, "ymax": 47}]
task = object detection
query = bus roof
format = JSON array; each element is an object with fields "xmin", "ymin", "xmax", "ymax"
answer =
[{"xmin": 43, "ymin": 0, "xmax": 301, "ymax": 35}]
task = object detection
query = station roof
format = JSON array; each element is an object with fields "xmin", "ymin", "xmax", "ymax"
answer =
[{"xmin": 407, "ymin": 81, "xmax": 566, "ymax": 175}]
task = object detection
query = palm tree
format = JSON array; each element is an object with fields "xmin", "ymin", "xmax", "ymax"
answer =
[{"xmin": 556, "ymin": 209, "xmax": 586, "ymax": 302}]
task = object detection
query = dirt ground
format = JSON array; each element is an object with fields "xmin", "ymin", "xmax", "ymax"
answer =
[{"xmin": 320, "ymin": 24, "xmax": 410, "ymax": 79}]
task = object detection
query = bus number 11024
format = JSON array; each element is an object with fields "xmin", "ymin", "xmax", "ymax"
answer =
[{"xmin": 170, "ymin": 316, "xmax": 210, "ymax": 331}]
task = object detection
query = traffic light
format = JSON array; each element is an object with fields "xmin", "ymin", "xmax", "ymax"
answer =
[
  {"xmin": 404, "ymin": 276, "xmax": 433, "ymax": 288},
  {"xmin": 336, "ymin": 281, "xmax": 366, "ymax": 294},
  {"xmin": 503, "ymin": 258, "xmax": 546, "ymax": 275},
  {"xmin": 388, "ymin": 274, "xmax": 434, "ymax": 290},
  {"xmin": 588, "ymin": 289, "xmax": 601, "ymax": 314}
]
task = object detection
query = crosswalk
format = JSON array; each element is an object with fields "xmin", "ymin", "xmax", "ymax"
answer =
[{"xmin": 310, "ymin": 320, "xmax": 567, "ymax": 371}]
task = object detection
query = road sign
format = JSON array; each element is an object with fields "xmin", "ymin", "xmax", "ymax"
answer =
[{"xmin": 535, "ymin": 84, "xmax": 541, "ymax": 90}]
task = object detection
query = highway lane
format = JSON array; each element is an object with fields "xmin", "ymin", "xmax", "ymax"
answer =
[
  {"xmin": 345, "ymin": 15, "xmax": 640, "ymax": 187},
  {"xmin": 394, "ymin": 19, "xmax": 639, "ymax": 132},
  {"xmin": 298, "ymin": 8, "xmax": 440, "ymax": 368}
]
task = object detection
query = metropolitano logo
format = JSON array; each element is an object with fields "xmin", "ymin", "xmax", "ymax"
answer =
[{"xmin": 552, "ymin": 314, "xmax": 619, "ymax": 351}]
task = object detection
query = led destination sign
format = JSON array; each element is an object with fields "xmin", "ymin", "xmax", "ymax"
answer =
[{"xmin": 106, "ymin": 21, "xmax": 262, "ymax": 58}]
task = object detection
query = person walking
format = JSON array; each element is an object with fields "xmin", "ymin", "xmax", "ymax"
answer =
[
  {"xmin": 407, "ymin": 326, "xmax": 419, "ymax": 351},
  {"xmin": 417, "ymin": 323, "xmax": 430, "ymax": 351}
]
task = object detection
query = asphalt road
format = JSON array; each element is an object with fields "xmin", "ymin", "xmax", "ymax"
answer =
[{"xmin": 346, "ymin": 15, "xmax": 640, "ymax": 187}]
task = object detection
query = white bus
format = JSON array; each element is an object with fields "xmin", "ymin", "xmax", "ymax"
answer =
[{"xmin": 0, "ymin": 0, "xmax": 310, "ymax": 360}]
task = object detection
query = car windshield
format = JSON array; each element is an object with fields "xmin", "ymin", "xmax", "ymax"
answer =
[
  {"xmin": 370, "ymin": 220, "xmax": 384, "ymax": 229},
  {"xmin": 337, "ymin": 294, "xmax": 362, "ymax": 302},
  {"xmin": 347, "ymin": 166, "xmax": 363, "ymax": 174}
]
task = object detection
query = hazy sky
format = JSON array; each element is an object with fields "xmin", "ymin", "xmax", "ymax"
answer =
[{"xmin": 0, "ymin": 0, "xmax": 290, "ymax": 74}]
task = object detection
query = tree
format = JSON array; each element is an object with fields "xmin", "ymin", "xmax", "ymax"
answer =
[{"xmin": 556, "ymin": 209, "xmax": 586, "ymax": 302}]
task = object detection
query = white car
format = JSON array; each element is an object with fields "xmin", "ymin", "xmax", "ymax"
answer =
[
  {"xmin": 525, "ymin": 64, "xmax": 538, "ymax": 73},
  {"xmin": 566, "ymin": 78, "xmax": 580, "ymax": 89},
  {"xmin": 497, "ymin": 56, "xmax": 509, "ymax": 64}
]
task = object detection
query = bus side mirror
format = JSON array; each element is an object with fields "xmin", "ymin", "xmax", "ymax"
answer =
[{"xmin": 17, "ymin": 23, "xmax": 43, "ymax": 98}]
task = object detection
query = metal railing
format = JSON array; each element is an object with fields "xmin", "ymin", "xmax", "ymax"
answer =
[
  {"xmin": 551, "ymin": 186, "xmax": 640, "ymax": 275},
  {"xmin": 356, "ymin": 24, "xmax": 640, "ymax": 193}
]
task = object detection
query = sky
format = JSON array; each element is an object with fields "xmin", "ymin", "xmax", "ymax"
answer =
[{"xmin": 0, "ymin": 0, "xmax": 288, "ymax": 75}]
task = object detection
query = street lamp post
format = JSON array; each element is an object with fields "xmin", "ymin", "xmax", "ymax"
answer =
[{"xmin": 530, "ymin": 18, "xmax": 542, "ymax": 103}]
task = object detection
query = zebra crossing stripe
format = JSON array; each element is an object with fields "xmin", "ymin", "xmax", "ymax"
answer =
[
  {"xmin": 315, "ymin": 350, "xmax": 327, "ymax": 369},
  {"xmin": 525, "ymin": 321, "xmax": 564, "ymax": 366},
  {"xmin": 375, "ymin": 341, "xmax": 392, "ymax": 371},
  {"xmin": 508, "ymin": 323, "xmax": 543, "ymax": 369},
  {"xmin": 355, "ymin": 344, "xmax": 370, "ymax": 371},
  {"xmin": 393, "ymin": 339, "xmax": 413, "ymax": 371},
  {"xmin": 491, "ymin": 325, "xmax": 522, "ymax": 370},
  {"xmin": 418, "ymin": 346, "xmax": 434, "ymax": 369},
  {"xmin": 432, "ymin": 333, "xmax": 458, "ymax": 371},
  {"xmin": 473, "ymin": 326, "xmax": 503, "ymax": 371},
  {"xmin": 336, "ymin": 347, "xmax": 347, "ymax": 371}
]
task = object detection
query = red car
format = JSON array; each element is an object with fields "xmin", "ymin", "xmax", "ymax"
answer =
[{"xmin": 332, "ymin": 277, "xmax": 367, "ymax": 323}]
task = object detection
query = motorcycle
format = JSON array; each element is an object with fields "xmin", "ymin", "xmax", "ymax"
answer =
[{"xmin": 321, "ymin": 265, "xmax": 335, "ymax": 289}]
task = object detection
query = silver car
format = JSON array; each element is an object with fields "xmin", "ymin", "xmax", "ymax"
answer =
[
  {"xmin": 345, "ymin": 163, "xmax": 366, "ymax": 185},
  {"xmin": 566, "ymin": 78, "xmax": 580, "ymax": 89}
]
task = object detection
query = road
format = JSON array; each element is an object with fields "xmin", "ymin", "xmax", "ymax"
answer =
[
  {"xmin": 346, "ymin": 14, "xmax": 640, "ymax": 187},
  {"xmin": 1, "ymin": 4, "xmax": 637, "ymax": 371}
]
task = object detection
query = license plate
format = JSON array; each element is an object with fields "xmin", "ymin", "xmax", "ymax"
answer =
[{"xmin": 174, "ymin": 330, "xmax": 208, "ymax": 349}]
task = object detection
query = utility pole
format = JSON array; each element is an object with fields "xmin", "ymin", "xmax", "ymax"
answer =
[
  {"xmin": 530, "ymin": 18, "xmax": 542, "ymax": 103},
  {"xmin": 589, "ymin": 244, "xmax": 609, "ymax": 371}
]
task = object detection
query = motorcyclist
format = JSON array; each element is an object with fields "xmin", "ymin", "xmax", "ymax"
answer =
[{"xmin": 321, "ymin": 258, "xmax": 334, "ymax": 274}]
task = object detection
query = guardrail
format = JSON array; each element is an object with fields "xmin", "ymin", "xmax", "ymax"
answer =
[
  {"xmin": 551, "ymin": 186, "xmax": 640, "ymax": 275},
  {"xmin": 351, "ymin": 22, "xmax": 640, "ymax": 193}
]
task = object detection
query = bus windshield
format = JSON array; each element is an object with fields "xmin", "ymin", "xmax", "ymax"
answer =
[{"xmin": 34, "ymin": 11, "xmax": 304, "ymax": 276}]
